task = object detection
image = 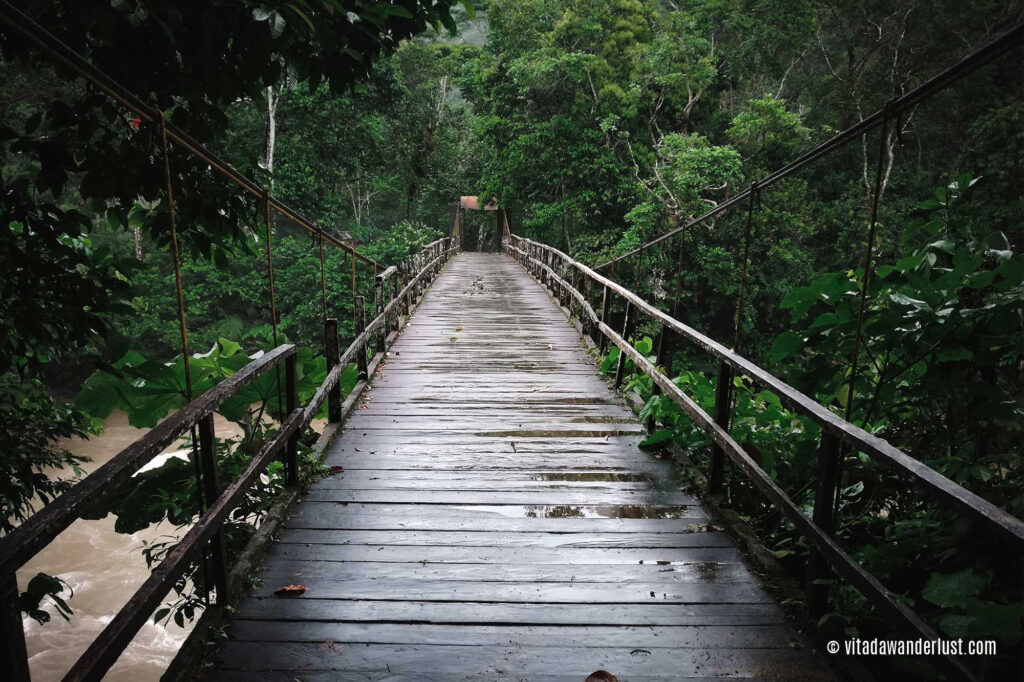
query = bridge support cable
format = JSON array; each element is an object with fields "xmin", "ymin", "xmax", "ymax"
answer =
[
  {"xmin": 262, "ymin": 189, "xmax": 286, "ymax": 420},
  {"xmin": 159, "ymin": 110, "xmax": 220, "ymax": 609},
  {"xmin": 595, "ymin": 23, "xmax": 1023, "ymax": 273}
]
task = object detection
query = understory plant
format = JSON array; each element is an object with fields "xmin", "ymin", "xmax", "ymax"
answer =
[{"xmin": 605, "ymin": 178, "xmax": 1023, "ymax": 679}]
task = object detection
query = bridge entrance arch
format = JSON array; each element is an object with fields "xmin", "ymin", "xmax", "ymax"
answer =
[{"xmin": 450, "ymin": 196, "xmax": 507, "ymax": 252}]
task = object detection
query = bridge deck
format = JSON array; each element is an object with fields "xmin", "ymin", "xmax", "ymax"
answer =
[{"xmin": 207, "ymin": 252, "xmax": 832, "ymax": 680}]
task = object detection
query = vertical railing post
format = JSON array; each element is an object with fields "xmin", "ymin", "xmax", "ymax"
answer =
[
  {"xmin": 558, "ymin": 259, "xmax": 568, "ymax": 309},
  {"xmin": 645, "ymin": 325, "xmax": 664, "ymax": 432},
  {"xmin": 598, "ymin": 284, "xmax": 610, "ymax": 354},
  {"xmin": 807, "ymin": 431, "xmax": 841, "ymax": 617},
  {"xmin": 584, "ymin": 277, "xmax": 597, "ymax": 343},
  {"xmin": 416, "ymin": 253, "xmax": 424, "ymax": 300},
  {"xmin": 325, "ymin": 318, "xmax": 342, "ymax": 423},
  {"xmin": 572, "ymin": 269, "xmax": 580, "ymax": 319},
  {"xmin": 354, "ymin": 295, "xmax": 368, "ymax": 380},
  {"xmin": 389, "ymin": 278, "xmax": 398, "ymax": 333},
  {"xmin": 614, "ymin": 301, "xmax": 633, "ymax": 388},
  {"xmin": 284, "ymin": 352, "xmax": 299, "ymax": 487},
  {"xmin": 198, "ymin": 414, "xmax": 228, "ymax": 603},
  {"xmin": 0, "ymin": 573, "xmax": 30, "ymax": 682},
  {"xmin": 400, "ymin": 266, "xmax": 410, "ymax": 318},
  {"xmin": 656, "ymin": 325, "xmax": 669, "ymax": 371},
  {"xmin": 374, "ymin": 276, "xmax": 385, "ymax": 355},
  {"xmin": 708, "ymin": 361, "xmax": 733, "ymax": 494}
]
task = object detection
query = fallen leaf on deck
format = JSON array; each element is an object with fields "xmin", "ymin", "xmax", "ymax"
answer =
[
  {"xmin": 328, "ymin": 466, "xmax": 344, "ymax": 475},
  {"xmin": 586, "ymin": 672, "xmax": 619, "ymax": 682},
  {"xmin": 274, "ymin": 584, "xmax": 307, "ymax": 597}
]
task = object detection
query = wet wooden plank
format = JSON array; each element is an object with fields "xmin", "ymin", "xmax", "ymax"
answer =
[
  {"xmin": 233, "ymin": 599, "xmax": 787, "ymax": 626},
  {"xmin": 276, "ymin": 529, "xmax": 734, "ymax": 549},
  {"xmin": 267, "ymin": 544, "xmax": 747, "ymax": 565},
  {"xmin": 210, "ymin": 642, "xmax": 828, "ymax": 679},
  {"xmin": 303, "ymin": 489, "xmax": 696, "ymax": 505},
  {"xmin": 251, "ymin": 560, "xmax": 757, "ymax": 584},
  {"xmin": 226, "ymin": 622, "xmax": 800, "ymax": 648},
  {"xmin": 209, "ymin": 253, "xmax": 832, "ymax": 681},
  {"xmin": 285, "ymin": 502, "xmax": 704, "ymax": 520},
  {"xmin": 285, "ymin": 509, "xmax": 709, "ymax": 531},
  {"xmin": 243, "ymin": 579, "xmax": 772, "ymax": 603}
]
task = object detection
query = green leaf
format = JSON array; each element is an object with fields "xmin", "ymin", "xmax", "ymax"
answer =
[
  {"xmin": 639, "ymin": 429, "xmax": 674, "ymax": 448},
  {"xmin": 768, "ymin": 330, "xmax": 802, "ymax": 363},
  {"xmin": 922, "ymin": 570, "xmax": 989, "ymax": 609},
  {"xmin": 217, "ymin": 338, "xmax": 243, "ymax": 357},
  {"xmin": 634, "ymin": 336, "xmax": 653, "ymax": 356},
  {"xmin": 965, "ymin": 601, "xmax": 1023, "ymax": 644}
]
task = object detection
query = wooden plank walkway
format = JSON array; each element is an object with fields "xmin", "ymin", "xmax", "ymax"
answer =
[{"xmin": 207, "ymin": 252, "xmax": 833, "ymax": 681}]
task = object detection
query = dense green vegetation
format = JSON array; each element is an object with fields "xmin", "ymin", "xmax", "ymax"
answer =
[{"xmin": 0, "ymin": 0, "xmax": 1021, "ymax": 678}]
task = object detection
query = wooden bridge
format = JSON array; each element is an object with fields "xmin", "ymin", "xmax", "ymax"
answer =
[
  {"xmin": 203, "ymin": 252, "xmax": 832, "ymax": 680},
  {"xmin": 0, "ymin": 10, "xmax": 1021, "ymax": 680}
]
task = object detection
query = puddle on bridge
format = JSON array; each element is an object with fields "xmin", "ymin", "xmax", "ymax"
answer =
[
  {"xmin": 475, "ymin": 429, "xmax": 642, "ymax": 438},
  {"xmin": 530, "ymin": 472, "xmax": 656, "ymax": 482},
  {"xmin": 694, "ymin": 560, "xmax": 722, "ymax": 583},
  {"xmin": 451, "ymin": 504, "xmax": 697, "ymax": 519}
]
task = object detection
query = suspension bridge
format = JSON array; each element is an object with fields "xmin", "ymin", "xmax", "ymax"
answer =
[{"xmin": 0, "ymin": 5, "xmax": 1020, "ymax": 681}]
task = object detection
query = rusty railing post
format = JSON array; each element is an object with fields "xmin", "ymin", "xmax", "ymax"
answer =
[
  {"xmin": 374, "ymin": 276, "xmax": 385, "ymax": 355},
  {"xmin": 354, "ymin": 295, "xmax": 368, "ymax": 380},
  {"xmin": 284, "ymin": 352, "xmax": 299, "ymax": 487},
  {"xmin": 645, "ymin": 326, "xmax": 664, "ymax": 432},
  {"xmin": 325, "ymin": 318, "xmax": 342, "ymax": 423},
  {"xmin": 389, "ymin": 278, "xmax": 398, "ymax": 333},
  {"xmin": 614, "ymin": 301, "xmax": 633, "ymax": 388},
  {"xmin": 708, "ymin": 361, "xmax": 734, "ymax": 494},
  {"xmin": 198, "ymin": 414, "xmax": 228, "ymax": 603},
  {"xmin": 598, "ymin": 285, "xmax": 610, "ymax": 354},
  {"xmin": 807, "ymin": 431, "xmax": 841, "ymax": 617}
]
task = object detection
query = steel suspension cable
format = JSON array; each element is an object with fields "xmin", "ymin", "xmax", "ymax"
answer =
[
  {"xmin": 262, "ymin": 190, "xmax": 284, "ymax": 417},
  {"xmin": 834, "ymin": 106, "xmax": 893, "ymax": 518},
  {"xmin": 159, "ymin": 111, "xmax": 211, "ymax": 603},
  {"xmin": 318, "ymin": 230, "xmax": 329, "ymax": 323},
  {"xmin": 732, "ymin": 182, "xmax": 760, "ymax": 352}
]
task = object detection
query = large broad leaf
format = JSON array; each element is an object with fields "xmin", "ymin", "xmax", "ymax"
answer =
[
  {"xmin": 768, "ymin": 330, "xmax": 803, "ymax": 364},
  {"xmin": 633, "ymin": 336, "xmax": 653, "ymax": 356},
  {"xmin": 74, "ymin": 370, "xmax": 134, "ymax": 419},
  {"xmin": 922, "ymin": 570, "xmax": 989, "ymax": 609},
  {"xmin": 638, "ymin": 429, "xmax": 674, "ymax": 449}
]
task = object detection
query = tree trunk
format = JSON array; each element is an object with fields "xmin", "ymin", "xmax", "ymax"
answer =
[{"xmin": 262, "ymin": 85, "xmax": 279, "ymax": 186}]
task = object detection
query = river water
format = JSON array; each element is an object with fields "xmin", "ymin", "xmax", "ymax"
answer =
[{"xmin": 17, "ymin": 411, "xmax": 244, "ymax": 681}]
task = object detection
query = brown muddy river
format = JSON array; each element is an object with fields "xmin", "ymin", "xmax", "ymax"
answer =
[{"xmin": 18, "ymin": 410, "xmax": 244, "ymax": 681}]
